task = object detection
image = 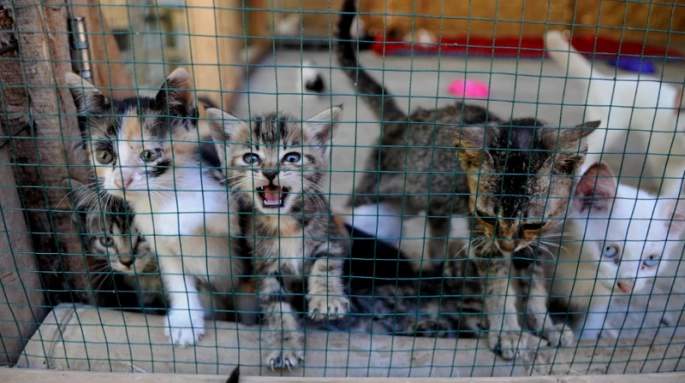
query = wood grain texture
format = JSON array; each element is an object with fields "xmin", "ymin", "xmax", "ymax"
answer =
[{"xmin": 0, "ymin": 0, "xmax": 92, "ymax": 308}]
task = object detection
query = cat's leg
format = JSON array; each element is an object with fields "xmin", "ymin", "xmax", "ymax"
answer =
[
  {"xmin": 259, "ymin": 276, "xmax": 304, "ymax": 370},
  {"xmin": 479, "ymin": 257, "xmax": 547, "ymax": 360},
  {"xmin": 307, "ymin": 256, "xmax": 349, "ymax": 320},
  {"xmin": 577, "ymin": 297, "xmax": 609, "ymax": 341},
  {"xmin": 160, "ymin": 258, "xmax": 205, "ymax": 346},
  {"xmin": 522, "ymin": 263, "xmax": 575, "ymax": 347},
  {"xmin": 648, "ymin": 133, "xmax": 685, "ymax": 196}
]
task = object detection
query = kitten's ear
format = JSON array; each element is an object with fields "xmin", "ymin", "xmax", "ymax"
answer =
[
  {"xmin": 206, "ymin": 108, "xmax": 245, "ymax": 168},
  {"xmin": 658, "ymin": 197, "xmax": 685, "ymax": 236},
  {"xmin": 542, "ymin": 120, "xmax": 601, "ymax": 174},
  {"xmin": 304, "ymin": 105, "xmax": 343, "ymax": 144},
  {"xmin": 573, "ymin": 162, "xmax": 617, "ymax": 213},
  {"xmin": 674, "ymin": 89, "xmax": 685, "ymax": 114},
  {"xmin": 58, "ymin": 178, "xmax": 90, "ymax": 211},
  {"xmin": 155, "ymin": 68, "xmax": 195, "ymax": 117},
  {"xmin": 453, "ymin": 126, "xmax": 494, "ymax": 168},
  {"xmin": 65, "ymin": 72, "xmax": 109, "ymax": 114}
]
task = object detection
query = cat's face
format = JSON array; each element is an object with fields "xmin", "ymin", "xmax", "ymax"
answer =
[
  {"xmin": 66, "ymin": 69, "xmax": 198, "ymax": 202},
  {"xmin": 207, "ymin": 106, "xmax": 341, "ymax": 213},
  {"xmin": 453, "ymin": 119, "xmax": 600, "ymax": 255},
  {"xmin": 88, "ymin": 216, "xmax": 156, "ymax": 274},
  {"xmin": 574, "ymin": 163, "xmax": 685, "ymax": 294}
]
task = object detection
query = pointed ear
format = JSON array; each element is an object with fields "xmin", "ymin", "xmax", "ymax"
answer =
[
  {"xmin": 58, "ymin": 178, "xmax": 91, "ymax": 211},
  {"xmin": 65, "ymin": 72, "xmax": 109, "ymax": 114},
  {"xmin": 542, "ymin": 120, "xmax": 601, "ymax": 174},
  {"xmin": 155, "ymin": 68, "xmax": 195, "ymax": 117},
  {"xmin": 674, "ymin": 88, "xmax": 685, "ymax": 115},
  {"xmin": 658, "ymin": 197, "xmax": 685, "ymax": 236},
  {"xmin": 206, "ymin": 108, "xmax": 246, "ymax": 168},
  {"xmin": 304, "ymin": 105, "xmax": 343, "ymax": 144},
  {"xmin": 452, "ymin": 126, "xmax": 494, "ymax": 169},
  {"xmin": 573, "ymin": 162, "xmax": 617, "ymax": 214}
]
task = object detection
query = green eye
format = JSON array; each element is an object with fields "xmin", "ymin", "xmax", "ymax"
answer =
[
  {"xmin": 141, "ymin": 149, "xmax": 163, "ymax": 162},
  {"xmin": 95, "ymin": 149, "xmax": 114, "ymax": 164},
  {"xmin": 99, "ymin": 236, "xmax": 114, "ymax": 247},
  {"xmin": 243, "ymin": 153, "xmax": 260, "ymax": 164},
  {"xmin": 283, "ymin": 152, "xmax": 301, "ymax": 163}
]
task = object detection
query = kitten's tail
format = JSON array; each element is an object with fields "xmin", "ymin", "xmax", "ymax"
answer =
[
  {"xmin": 545, "ymin": 31, "xmax": 606, "ymax": 95},
  {"xmin": 336, "ymin": 0, "xmax": 407, "ymax": 122}
]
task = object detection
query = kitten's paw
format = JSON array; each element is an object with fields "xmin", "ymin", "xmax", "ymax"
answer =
[
  {"xmin": 266, "ymin": 349, "xmax": 304, "ymax": 371},
  {"xmin": 164, "ymin": 309, "xmax": 205, "ymax": 346},
  {"xmin": 410, "ymin": 317, "xmax": 452, "ymax": 338},
  {"xmin": 490, "ymin": 332, "xmax": 548, "ymax": 361},
  {"xmin": 308, "ymin": 295, "xmax": 349, "ymax": 321},
  {"xmin": 543, "ymin": 323, "xmax": 576, "ymax": 347}
]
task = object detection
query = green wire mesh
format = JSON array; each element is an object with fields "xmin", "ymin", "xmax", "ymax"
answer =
[{"xmin": 0, "ymin": 0, "xmax": 684, "ymax": 378}]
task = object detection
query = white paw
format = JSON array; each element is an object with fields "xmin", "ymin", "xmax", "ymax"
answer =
[
  {"xmin": 491, "ymin": 332, "xmax": 548, "ymax": 361},
  {"xmin": 543, "ymin": 323, "xmax": 576, "ymax": 348},
  {"xmin": 266, "ymin": 349, "xmax": 304, "ymax": 371},
  {"xmin": 308, "ymin": 295, "xmax": 349, "ymax": 321},
  {"xmin": 164, "ymin": 309, "xmax": 205, "ymax": 346}
]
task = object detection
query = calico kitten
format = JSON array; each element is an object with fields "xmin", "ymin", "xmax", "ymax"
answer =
[
  {"xmin": 208, "ymin": 106, "xmax": 349, "ymax": 370},
  {"xmin": 66, "ymin": 69, "xmax": 247, "ymax": 346},
  {"xmin": 546, "ymin": 31, "xmax": 685, "ymax": 196},
  {"xmin": 338, "ymin": 0, "xmax": 600, "ymax": 359},
  {"xmin": 64, "ymin": 178, "xmax": 165, "ymax": 312},
  {"xmin": 551, "ymin": 163, "xmax": 685, "ymax": 340}
]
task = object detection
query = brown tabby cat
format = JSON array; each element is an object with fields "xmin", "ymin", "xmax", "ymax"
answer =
[
  {"xmin": 337, "ymin": 0, "xmax": 600, "ymax": 360},
  {"xmin": 208, "ymin": 106, "xmax": 349, "ymax": 370}
]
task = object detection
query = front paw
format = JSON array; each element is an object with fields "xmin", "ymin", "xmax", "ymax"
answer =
[
  {"xmin": 266, "ymin": 348, "xmax": 304, "ymax": 371},
  {"xmin": 164, "ymin": 309, "xmax": 205, "ymax": 346},
  {"xmin": 308, "ymin": 295, "xmax": 349, "ymax": 321},
  {"xmin": 490, "ymin": 332, "xmax": 548, "ymax": 361},
  {"xmin": 543, "ymin": 323, "xmax": 576, "ymax": 347}
]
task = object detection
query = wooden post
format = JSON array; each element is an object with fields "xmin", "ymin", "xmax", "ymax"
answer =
[
  {"xmin": 0, "ymin": 0, "xmax": 93, "ymax": 314},
  {"xmin": 187, "ymin": 0, "xmax": 243, "ymax": 110}
]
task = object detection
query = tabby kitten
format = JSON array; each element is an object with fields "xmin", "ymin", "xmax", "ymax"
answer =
[
  {"xmin": 337, "ymin": 0, "xmax": 600, "ymax": 360},
  {"xmin": 66, "ymin": 69, "xmax": 246, "ymax": 346},
  {"xmin": 208, "ymin": 106, "xmax": 349, "ymax": 370},
  {"xmin": 64, "ymin": 178, "xmax": 165, "ymax": 312}
]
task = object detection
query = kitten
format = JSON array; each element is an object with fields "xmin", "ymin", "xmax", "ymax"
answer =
[
  {"xmin": 207, "ymin": 106, "xmax": 349, "ymax": 370},
  {"xmin": 66, "ymin": 69, "xmax": 247, "ymax": 346},
  {"xmin": 338, "ymin": 0, "xmax": 600, "ymax": 359},
  {"xmin": 64, "ymin": 177, "xmax": 165, "ymax": 312},
  {"xmin": 545, "ymin": 30, "xmax": 685, "ymax": 197},
  {"xmin": 551, "ymin": 163, "xmax": 685, "ymax": 340}
]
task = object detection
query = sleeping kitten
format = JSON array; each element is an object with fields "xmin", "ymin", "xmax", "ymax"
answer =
[
  {"xmin": 65, "ymin": 178, "xmax": 165, "ymax": 312},
  {"xmin": 551, "ymin": 163, "xmax": 685, "ymax": 340},
  {"xmin": 207, "ymin": 106, "xmax": 349, "ymax": 370},
  {"xmin": 545, "ymin": 30, "xmax": 685, "ymax": 196},
  {"xmin": 66, "ymin": 69, "xmax": 247, "ymax": 346},
  {"xmin": 338, "ymin": 0, "xmax": 600, "ymax": 360}
]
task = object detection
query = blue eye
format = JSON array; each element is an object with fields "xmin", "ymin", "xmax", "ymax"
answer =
[
  {"xmin": 643, "ymin": 255, "xmax": 659, "ymax": 268},
  {"xmin": 283, "ymin": 152, "xmax": 301, "ymax": 163},
  {"xmin": 243, "ymin": 153, "xmax": 260, "ymax": 164},
  {"xmin": 602, "ymin": 245, "xmax": 618, "ymax": 259}
]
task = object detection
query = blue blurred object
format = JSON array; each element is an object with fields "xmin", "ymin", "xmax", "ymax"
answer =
[{"xmin": 608, "ymin": 57, "xmax": 656, "ymax": 74}]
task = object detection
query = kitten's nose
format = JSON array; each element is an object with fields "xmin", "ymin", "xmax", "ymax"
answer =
[
  {"xmin": 617, "ymin": 280, "xmax": 633, "ymax": 293},
  {"xmin": 114, "ymin": 178, "xmax": 134, "ymax": 189},
  {"xmin": 119, "ymin": 256, "xmax": 134, "ymax": 267},
  {"xmin": 262, "ymin": 171, "xmax": 278, "ymax": 181}
]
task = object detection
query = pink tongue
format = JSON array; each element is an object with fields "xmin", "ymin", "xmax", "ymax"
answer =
[{"xmin": 263, "ymin": 186, "xmax": 280, "ymax": 204}]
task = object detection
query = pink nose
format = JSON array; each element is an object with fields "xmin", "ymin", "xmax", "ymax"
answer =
[
  {"xmin": 114, "ymin": 178, "xmax": 133, "ymax": 189},
  {"xmin": 617, "ymin": 281, "xmax": 632, "ymax": 293}
]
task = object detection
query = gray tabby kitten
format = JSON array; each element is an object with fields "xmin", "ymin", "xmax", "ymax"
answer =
[
  {"xmin": 338, "ymin": 0, "xmax": 600, "ymax": 360},
  {"xmin": 208, "ymin": 106, "xmax": 349, "ymax": 371},
  {"xmin": 64, "ymin": 178, "xmax": 165, "ymax": 312}
]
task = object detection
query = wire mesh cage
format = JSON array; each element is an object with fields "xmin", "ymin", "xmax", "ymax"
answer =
[{"xmin": 1, "ymin": 0, "xmax": 685, "ymax": 380}]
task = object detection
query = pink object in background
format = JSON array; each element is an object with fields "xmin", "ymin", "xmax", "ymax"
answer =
[{"xmin": 448, "ymin": 79, "xmax": 490, "ymax": 98}]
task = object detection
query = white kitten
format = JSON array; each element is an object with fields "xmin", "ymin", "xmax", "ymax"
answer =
[
  {"xmin": 546, "ymin": 31, "xmax": 685, "ymax": 197},
  {"xmin": 551, "ymin": 163, "xmax": 685, "ymax": 340}
]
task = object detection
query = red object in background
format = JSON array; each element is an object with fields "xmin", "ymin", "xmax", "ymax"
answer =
[{"xmin": 371, "ymin": 34, "xmax": 684, "ymax": 59}]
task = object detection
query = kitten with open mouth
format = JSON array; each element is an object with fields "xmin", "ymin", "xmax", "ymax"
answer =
[{"xmin": 208, "ymin": 106, "xmax": 349, "ymax": 371}]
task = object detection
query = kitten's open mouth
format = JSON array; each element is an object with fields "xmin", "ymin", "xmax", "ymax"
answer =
[{"xmin": 257, "ymin": 184, "xmax": 289, "ymax": 208}]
